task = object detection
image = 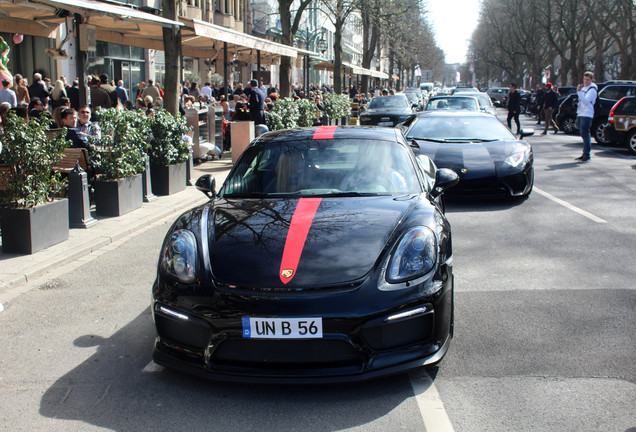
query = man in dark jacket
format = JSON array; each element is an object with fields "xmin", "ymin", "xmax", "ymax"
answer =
[
  {"xmin": 88, "ymin": 75, "xmax": 112, "ymax": 110},
  {"xmin": 507, "ymin": 83, "xmax": 521, "ymax": 135},
  {"xmin": 542, "ymin": 82, "xmax": 560, "ymax": 134},
  {"xmin": 535, "ymin": 84, "xmax": 545, "ymax": 124},
  {"xmin": 247, "ymin": 79, "xmax": 266, "ymax": 125}
]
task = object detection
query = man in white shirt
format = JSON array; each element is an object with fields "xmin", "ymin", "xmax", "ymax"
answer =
[
  {"xmin": 575, "ymin": 71, "xmax": 598, "ymax": 162},
  {"xmin": 200, "ymin": 82, "xmax": 212, "ymax": 101}
]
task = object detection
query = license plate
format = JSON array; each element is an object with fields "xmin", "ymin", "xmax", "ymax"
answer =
[
  {"xmin": 378, "ymin": 121, "xmax": 393, "ymax": 126},
  {"xmin": 242, "ymin": 317, "xmax": 323, "ymax": 339}
]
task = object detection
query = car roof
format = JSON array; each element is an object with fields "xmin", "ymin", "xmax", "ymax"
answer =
[
  {"xmin": 255, "ymin": 126, "xmax": 402, "ymax": 144},
  {"xmin": 414, "ymin": 110, "xmax": 495, "ymax": 119}
]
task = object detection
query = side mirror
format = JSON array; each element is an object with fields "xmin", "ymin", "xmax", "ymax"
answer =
[
  {"xmin": 493, "ymin": 100, "xmax": 502, "ymax": 107},
  {"xmin": 432, "ymin": 168, "xmax": 459, "ymax": 198},
  {"xmin": 519, "ymin": 129, "xmax": 535, "ymax": 138},
  {"xmin": 195, "ymin": 174, "xmax": 216, "ymax": 198},
  {"xmin": 410, "ymin": 139, "xmax": 421, "ymax": 152}
]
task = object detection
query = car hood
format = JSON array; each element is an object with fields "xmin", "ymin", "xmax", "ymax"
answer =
[
  {"xmin": 413, "ymin": 139, "xmax": 525, "ymax": 178},
  {"xmin": 205, "ymin": 196, "xmax": 414, "ymax": 288}
]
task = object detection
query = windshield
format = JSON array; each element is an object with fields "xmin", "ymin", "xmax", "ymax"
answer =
[
  {"xmin": 426, "ymin": 97, "xmax": 479, "ymax": 111},
  {"xmin": 368, "ymin": 96, "xmax": 410, "ymax": 109},
  {"xmin": 406, "ymin": 115, "xmax": 515, "ymax": 141},
  {"xmin": 223, "ymin": 138, "xmax": 422, "ymax": 197},
  {"xmin": 404, "ymin": 93, "xmax": 418, "ymax": 103},
  {"xmin": 473, "ymin": 93, "xmax": 493, "ymax": 107}
]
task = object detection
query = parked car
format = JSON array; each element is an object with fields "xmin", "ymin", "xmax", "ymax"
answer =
[
  {"xmin": 451, "ymin": 86, "xmax": 480, "ymax": 95},
  {"xmin": 425, "ymin": 95, "xmax": 480, "ymax": 111},
  {"xmin": 400, "ymin": 111, "xmax": 534, "ymax": 199},
  {"xmin": 486, "ymin": 87, "xmax": 510, "ymax": 107},
  {"xmin": 555, "ymin": 82, "xmax": 636, "ymax": 143},
  {"xmin": 608, "ymin": 96, "xmax": 636, "ymax": 154},
  {"xmin": 152, "ymin": 126, "xmax": 458, "ymax": 382},
  {"xmin": 403, "ymin": 89, "xmax": 424, "ymax": 111},
  {"xmin": 472, "ymin": 92, "xmax": 497, "ymax": 115},
  {"xmin": 592, "ymin": 83, "xmax": 636, "ymax": 144},
  {"xmin": 359, "ymin": 94, "xmax": 415, "ymax": 126},
  {"xmin": 555, "ymin": 93, "xmax": 579, "ymax": 134}
]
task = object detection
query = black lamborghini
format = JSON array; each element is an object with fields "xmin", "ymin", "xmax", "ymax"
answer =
[
  {"xmin": 152, "ymin": 126, "xmax": 458, "ymax": 382},
  {"xmin": 401, "ymin": 111, "xmax": 534, "ymax": 198}
]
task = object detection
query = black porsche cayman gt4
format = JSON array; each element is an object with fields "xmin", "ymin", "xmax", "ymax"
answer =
[{"xmin": 152, "ymin": 126, "xmax": 458, "ymax": 383}]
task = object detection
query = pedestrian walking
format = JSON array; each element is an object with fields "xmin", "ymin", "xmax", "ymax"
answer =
[
  {"xmin": 535, "ymin": 84, "xmax": 545, "ymax": 124},
  {"xmin": 541, "ymin": 83, "xmax": 559, "ymax": 134},
  {"xmin": 575, "ymin": 71, "xmax": 598, "ymax": 162},
  {"xmin": 506, "ymin": 83, "xmax": 521, "ymax": 135},
  {"xmin": 247, "ymin": 79, "xmax": 266, "ymax": 125}
]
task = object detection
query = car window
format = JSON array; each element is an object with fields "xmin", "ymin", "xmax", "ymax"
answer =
[
  {"xmin": 406, "ymin": 115, "xmax": 515, "ymax": 141},
  {"xmin": 223, "ymin": 138, "xmax": 421, "ymax": 196},
  {"xmin": 600, "ymin": 86, "xmax": 634, "ymax": 101},
  {"xmin": 474, "ymin": 93, "xmax": 493, "ymax": 107},
  {"xmin": 426, "ymin": 97, "xmax": 479, "ymax": 110},
  {"xmin": 368, "ymin": 96, "xmax": 409, "ymax": 109},
  {"xmin": 617, "ymin": 98, "xmax": 636, "ymax": 113}
]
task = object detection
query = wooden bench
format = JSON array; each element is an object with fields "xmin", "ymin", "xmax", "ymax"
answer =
[{"xmin": 52, "ymin": 147, "xmax": 91, "ymax": 175}]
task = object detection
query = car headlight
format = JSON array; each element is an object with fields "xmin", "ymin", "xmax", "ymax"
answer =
[
  {"xmin": 160, "ymin": 230, "xmax": 198, "ymax": 283},
  {"xmin": 505, "ymin": 146, "xmax": 530, "ymax": 168},
  {"xmin": 387, "ymin": 227, "xmax": 437, "ymax": 283}
]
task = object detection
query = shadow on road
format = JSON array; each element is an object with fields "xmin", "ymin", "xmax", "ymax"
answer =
[{"xmin": 39, "ymin": 308, "xmax": 427, "ymax": 431}]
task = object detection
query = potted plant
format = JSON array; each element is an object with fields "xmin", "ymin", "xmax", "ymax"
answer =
[
  {"xmin": 147, "ymin": 109, "xmax": 191, "ymax": 195},
  {"xmin": 323, "ymin": 93, "xmax": 351, "ymax": 125},
  {"xmin": 91, "ymin": 108, "xmax": 149, "ymax": 216},
  {"xmin": 0, "ymin": 111, "xmax": 69, "ymax": 254}
]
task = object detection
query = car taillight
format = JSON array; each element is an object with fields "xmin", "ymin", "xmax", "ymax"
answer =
[{"xmin": 608, "ymin": 97, "xmax": 626, "ymax": 124}]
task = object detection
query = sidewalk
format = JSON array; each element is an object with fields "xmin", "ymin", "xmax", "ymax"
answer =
[{"xmin": 0, "ymin": 156, "xmax": 234, "ymax": 299}]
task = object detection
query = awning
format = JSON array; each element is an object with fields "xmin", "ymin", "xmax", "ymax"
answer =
[
  {"xmin": 0, "ymin": 0, "xmax": 182, "ymax": 50},
  {"xmin": 0, "ymin": 0, "xmax": 319, "ymax": 62},
  {"xmin": 180, "ymin": 18, "xmax": 319, "ymax": 62},
  {"xmin": 313, "ymin": 60, "xmax": 389, "ymax": 79}
]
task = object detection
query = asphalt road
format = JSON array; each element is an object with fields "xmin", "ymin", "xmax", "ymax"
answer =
[{"xmin": 0, "ymin": 109, "xmax": 634, "ymax": 431}]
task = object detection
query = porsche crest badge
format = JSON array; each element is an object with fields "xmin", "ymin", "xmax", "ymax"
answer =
[{"xmin": 281, "ymin": 269, "xmax": 294, "ymax": 279}]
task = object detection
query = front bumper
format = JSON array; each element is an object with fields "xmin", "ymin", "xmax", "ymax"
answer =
[
  {"xmin": 449, "ymin": 163, "xmax": 533, "ymax": 198},
  {"xmin": 151, "ymin": 270, "xmax": 453, "ymax": 383}
]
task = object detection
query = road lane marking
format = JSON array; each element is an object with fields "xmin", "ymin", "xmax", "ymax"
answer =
[
  {"xmin": 142, "ymin": 361, "xmax": 164, "ymax": 373},
  {"xmin": 409, "ymin": 371, "xmax": 455, "ymax": 432},
  {"xmin": 534, "ymin": 187, "xmax": 607, "ymax": 223}
]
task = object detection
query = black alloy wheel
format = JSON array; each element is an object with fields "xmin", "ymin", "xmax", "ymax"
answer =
[{"xmin": 593, "ymin": 120, "xmax": 615, "ymax": 145}]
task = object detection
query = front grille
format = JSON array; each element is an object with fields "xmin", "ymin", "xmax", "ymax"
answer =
[
  {"xmin": 214, "ymin": 281, "xmax": 362, "ymax": 296},
  {"xmin": 212, "ymin": 338, "xmax": 364, "ymax": 369}
]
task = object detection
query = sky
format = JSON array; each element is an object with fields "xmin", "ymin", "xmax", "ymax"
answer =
[{"xmin": 426, "ymin": 0, "xmax": 482, "ymax": 64}]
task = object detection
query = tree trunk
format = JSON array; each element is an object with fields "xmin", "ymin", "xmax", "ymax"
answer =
[
  {"xmin": 333, "ymin": 19, "xmax": 344, "ymax": 94},
  {"xmin": 162, "ymin": 0, "xmax": 181, "ymax": 115}
]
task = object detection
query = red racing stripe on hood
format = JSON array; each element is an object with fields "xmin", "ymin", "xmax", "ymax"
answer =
[
  {"xmin": 279, "ymin": 198, "xmax": 322, "ymax": 284},
  {"xmin": 312, "ymin": 126, "xmax": 337, "ymax": 140}
]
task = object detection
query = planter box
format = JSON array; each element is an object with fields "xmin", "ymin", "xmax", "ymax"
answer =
[
  {"xmin": 0, "ymin": 199, "xmax": 69, "ymax": 254},
  {"xmin": 150, "ymin": 162, "xmax": 187, "ymax": 196},
  {"xmin": 94, "ymin": 174, "xmax": 143, "ymax": 217}
]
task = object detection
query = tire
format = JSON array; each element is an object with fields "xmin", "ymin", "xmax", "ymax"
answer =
[
  {"xmin": 593, "ymin": 120, "xmax": 615, "ymax": 145},
  {"xmin": 626, "ymin": 129, "xmax": 636, "ymax": 155},
  {"xmin": 559, "ymin": 116, "xmax": 577, "ymax": 134}
]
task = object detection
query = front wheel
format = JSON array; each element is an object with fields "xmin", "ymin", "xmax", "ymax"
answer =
[
  {"xmin": 560, "ymin": 116, "xmax": 577, "ymax": 134},
  {"xmin": 626, "ymin": 129, "xmax": 636, "ymax": 155},
  {"xmin": 593, "ymin": 120, "xmax": 615, "ymax": 145}
]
